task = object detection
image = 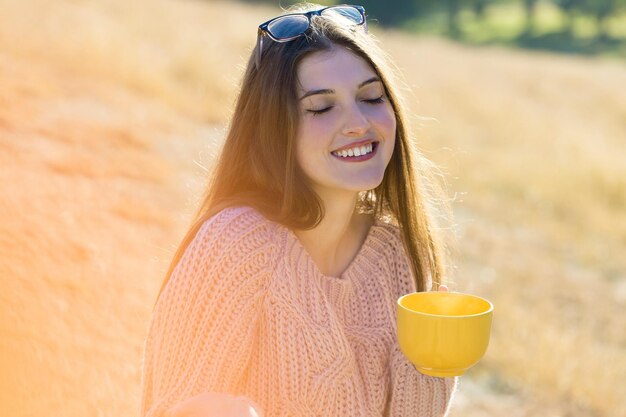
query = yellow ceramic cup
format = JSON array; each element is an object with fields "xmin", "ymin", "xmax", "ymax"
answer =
[{"xmin": 397, "ymin": 291, "xmax": 494, "ymax": 377}]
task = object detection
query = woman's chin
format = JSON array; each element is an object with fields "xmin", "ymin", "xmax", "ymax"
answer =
[{"xmin": 340, "ymin": 175, "xmax": 385, "ymax": 193}]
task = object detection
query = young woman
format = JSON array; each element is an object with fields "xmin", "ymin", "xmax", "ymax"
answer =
[{"xmin": 140, "ymin": 3, "xmax": 457, "ymax": 417}]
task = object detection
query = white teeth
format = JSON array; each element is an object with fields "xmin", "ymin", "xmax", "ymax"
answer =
[{"xmin": 331, "ymin": 142, "xmax": 376, "ymax": 158}]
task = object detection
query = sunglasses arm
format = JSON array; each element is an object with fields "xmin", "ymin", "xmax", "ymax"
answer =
[{"xmin": 255, "ymin": 29, "xmax": 265, "ymax": 70}]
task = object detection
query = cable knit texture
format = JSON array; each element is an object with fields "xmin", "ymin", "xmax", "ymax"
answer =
[{"xmin": 140, "ymin": 206, "xmax": 457, "ymax": 417}]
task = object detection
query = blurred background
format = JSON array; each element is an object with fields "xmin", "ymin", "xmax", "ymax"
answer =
[{"xmin": 0, "ymin": 0, "xmax": 624, "ymax": 416}]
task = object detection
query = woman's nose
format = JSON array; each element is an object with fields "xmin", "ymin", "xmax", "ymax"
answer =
[{"xmin": 341, "ymin": 103, "xmax": 371, "ymax": 136}]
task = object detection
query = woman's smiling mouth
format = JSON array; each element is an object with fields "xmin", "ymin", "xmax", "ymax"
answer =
[{"xmin": 331, "ymin": 141, "xmax": 379, "ymax": 162}]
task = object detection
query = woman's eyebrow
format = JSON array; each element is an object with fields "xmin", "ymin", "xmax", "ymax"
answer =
[{"xmin": 299, "ymin": 76, "xmax": 381, "ymax": 101}]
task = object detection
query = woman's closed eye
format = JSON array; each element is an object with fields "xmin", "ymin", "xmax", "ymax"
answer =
[
  {"xmin": 306, "ymin": 96, "xmax": 386, "ymax": 116},
  {"xmin": 307, "ymin": 107, "xmax": 332, "ymax": 116},
  {"xmin": 364, "ymin": 96, "xmax": 385, "ymax": 104}
]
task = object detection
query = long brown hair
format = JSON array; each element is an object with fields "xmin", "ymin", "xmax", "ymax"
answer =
[{"xmin": 155, "ymin": 2, "xmax": 451, "ymax": 304}]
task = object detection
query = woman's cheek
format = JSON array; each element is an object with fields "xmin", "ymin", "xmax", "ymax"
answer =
[
  {"xmin": 369, "ymin": 109, "xmax": 396, "ymax": 133},
  {"xmin": 308, "ymin": 115, "xmax": 339, "ymax": 138},
  {"xmin": 382, "ymin": 105, "xmax": 397, "ymax": 134}
]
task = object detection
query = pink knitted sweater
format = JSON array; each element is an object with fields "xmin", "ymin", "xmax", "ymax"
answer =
[{"xmin": 140, "ymin": 206, "xmax": 457, "ymax": 417}]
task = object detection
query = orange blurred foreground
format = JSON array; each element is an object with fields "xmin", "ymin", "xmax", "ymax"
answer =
[{"xmin": 0, "ymin": 42, "xmax": 219, "ymax": 416}]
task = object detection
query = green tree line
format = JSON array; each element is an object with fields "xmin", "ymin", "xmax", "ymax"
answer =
[{"xmin": 240, "ymin": 0, "xmax": 626, "ymax": 40}]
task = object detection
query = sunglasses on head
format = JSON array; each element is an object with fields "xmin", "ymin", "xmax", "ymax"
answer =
[{"xmin": 255, "ymin": 4, "xmax": 367, "ymax": 70}]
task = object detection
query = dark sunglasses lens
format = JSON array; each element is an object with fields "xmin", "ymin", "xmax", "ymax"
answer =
[
  {"xmin": 267, "ymin": 15, "xmax": 310, "ymax": 39},
  {"xmin": 322, "ymin": 6, "xmax": 363, "ymax": 24}
]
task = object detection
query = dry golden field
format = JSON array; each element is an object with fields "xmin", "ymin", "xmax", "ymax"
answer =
[{"xmin": 0, "ymin": 1, "xmax": 624, "ymax": 416}]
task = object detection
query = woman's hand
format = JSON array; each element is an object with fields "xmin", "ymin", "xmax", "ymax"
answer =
[{"xmin": 164, "ymin": 392, "xmax": 263, "ymax": 417}]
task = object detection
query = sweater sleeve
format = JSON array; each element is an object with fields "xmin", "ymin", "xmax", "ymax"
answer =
[
  {"xmin": 387, "ymin": 346, "xmax": 457, "ymax": 417},
  {"xmin": 139, "ymin": 207, "xmax": 273, "ymax": 417},
  {"xmin": 382, "ymin": 224, "xmax": 458, "ymax": 417}
]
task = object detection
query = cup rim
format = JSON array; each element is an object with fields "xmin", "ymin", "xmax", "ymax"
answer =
[{"xmin": 397, "ymin": 291, "xmax": 494, "ymax": 318}]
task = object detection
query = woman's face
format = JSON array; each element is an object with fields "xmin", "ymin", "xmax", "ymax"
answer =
[{"xmin": 294, "ymin": 46, "xmax": 396, "ymax": 200}]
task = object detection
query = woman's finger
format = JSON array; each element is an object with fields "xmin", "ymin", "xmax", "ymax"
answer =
[{"xmin": 438, "ymin": 284, "xmax": 448, "ymax": 292}]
